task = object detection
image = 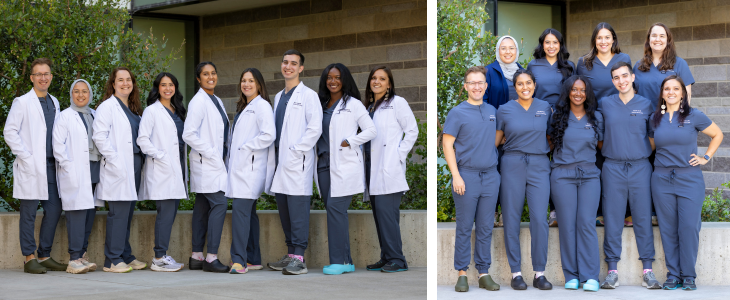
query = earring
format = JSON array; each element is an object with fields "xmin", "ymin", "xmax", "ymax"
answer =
[
  {"xmin": 383, "ymin": 90, "xmax": 389, "ymax": 100},
  {"xmin": 680, "ymin": 108, "xmax": 684, "ymax": 113},
  {"xmin": 661, "ymin": 103, "xmax": 666, "ymax": 115}
]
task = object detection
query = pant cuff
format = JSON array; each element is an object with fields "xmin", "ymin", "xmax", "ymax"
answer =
[
  {"xmin": 607, "ymin": 261, "xmax": 618, "ymax": 270},
  {"xmin": 123, "ymin": 255, "xmax": 137, "ymax": 264},
  {"xmin": 37, "ymin": 250, "xmax": 50, "ymax": 258},
  {"xmin": 293, "ymin": 247, "xmax": 305, "ymax": 256},
  {"xmin": 642, "ymin": 260, "xmax": 653, "ymax": 269},
  {"xmin": 192, "ymin": 247, "xmax": 204, "ymax": 253},
  {"xmin": 476, "ymin": 268, "xmax": 489, "ymax": 274},
  {"xmin": 155, "ymin": 251, "xmax": 166, "ymax": 258},
  {"xmin": 510, "ymin": 265, "xmax": 521, "ymax": 273},
  {"xmin": 70, "ymin": 252, "xmax": 82, "ymax": 261},
  {"xmin": 287, "ymin": 246, "xmax": 295, "ymax": 254},
  {"xmin": 533, "ymin": 265, "xmax": 546, "ymax": 272}
]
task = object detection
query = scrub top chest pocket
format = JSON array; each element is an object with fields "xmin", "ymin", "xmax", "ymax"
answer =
[
  {"xmin": 533, "ymin": 110, "xmax": 549, "ymax": 131},
  {"xmin": 629, "ymin": 110, "xmax": 649, "ymax": 135}
]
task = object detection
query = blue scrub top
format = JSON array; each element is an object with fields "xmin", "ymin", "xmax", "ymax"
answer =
[
  {"xmin": 576, "ymin": 53, "xmax": 631, "ymax": 100},
  {"xmin": 649, "ymin": 109, "xmax": 712, "ymax": 168},
  {"xmin": 633, "ymin": 57, "xmax": 695, "ymax": 111},
  {"xmin": 597, "ymin": 94, "xmax": 653, "ymax": 160},
  {"xmin": 496, "ymin": 98, "xmax": 552, "ymax": 155},
  {"xmin": 442, "ymin": 101, "xmax": 498, "ymax": 170},
  {"xmin": 548, "ymin": 111, "xmax": 604, "ymax": 167},
  {"xmin": 317, "ymin": 99, "xmax": 340, "ymax": 170},
  {"xmin": 528, "ymin": 58, "xmax": 576, "ymax": 107}
]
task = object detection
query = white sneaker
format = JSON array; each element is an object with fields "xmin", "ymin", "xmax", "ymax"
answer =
[
  {"xmin": 80, "ymin": 252, "xmax": 97, "ymax": 272},
  {"xmin": 151, "ymin": 255, "xmax": 184, "ymax": 272},
  {"xmin": 66, "ymin": 259, "xmax": 90, "ymax": 274},
  {"xmin": 103, "ymin": 262, "xmax": 133, "ymax": 273}
]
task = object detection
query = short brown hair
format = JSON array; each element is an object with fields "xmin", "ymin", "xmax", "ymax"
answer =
[
  {"xmin": 30, "ymin": 58, "xmax": 53, "ymax": 73},
  {"xmin": 464, "ymin": 66, "xmax": 486, "ymax": 82}
]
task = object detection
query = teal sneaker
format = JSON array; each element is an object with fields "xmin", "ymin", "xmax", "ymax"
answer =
[
  {"xmin": 663, "ymin": 278, "xmax": 682, "ymax": 290},
  {"xmin": 565, "ymin": 279, "xmax": 579, "ymax": 290},
  {"xmin": 682, "ymin": 278, "xmax": 696, "ymax": 290},
  {"xmin": 583, "ymin": 279, "xmax": 599, "ymax": 292},
  {"xmin": 323, "ymin": 264, "xmax": 355, "ymax": 275}
]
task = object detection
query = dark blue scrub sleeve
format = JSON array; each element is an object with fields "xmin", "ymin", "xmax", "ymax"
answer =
[{"xmin": 443, "ymin": 101, "xmax": 498, "ymax": 170}]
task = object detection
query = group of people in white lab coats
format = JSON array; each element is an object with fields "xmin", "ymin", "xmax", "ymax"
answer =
[{"xmin": 4, "ymin": 49, "xmax": 419, "ymax": 276}]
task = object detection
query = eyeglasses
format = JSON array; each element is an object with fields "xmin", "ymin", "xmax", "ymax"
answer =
[
  {"xmin": 466, "ymin": 81, "xmax": 486, "ymax": 87},
  {"xmin": 32, "ymin": 73, "xmax": 52, "ymax": 79}
]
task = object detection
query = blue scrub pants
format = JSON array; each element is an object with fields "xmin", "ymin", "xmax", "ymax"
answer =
[
  {"xmin": 230, "ymin": 198, "xmax": 256, "ymax": 266},
  {"xmin": 551, "ymin": 163, "xmax": 601, "ymax": 282},
  {"xmin": 66, "ymin": 208, "xmax": 96, "ymax": 261},
  {"xmin": 247, "ymin": 205, "xmax": 261, "ymax": 265},
  {"xmin": 275, "ymin": 193, "xmax": 311, "ymax": 256},
  {"xmin": 104, "ymin": 201, "xmax": 137, "ymax": 267},
  {"xmin": 453, "ymin": 166, "xmax": 500, "ymax": 274},
  {"xmin": 370, "ymin": 192, "xmax": 407, "ymax": 267},
  {"xmin": 18, "ymin": 183, "xmax": 62, "ymax": 257},
  {"xmin": 192, "ymin": 191, "xmax": 227, "ymax": 254},
  {"xmin": 154, "ymin": 199, "xmax": 180, "ymax": 258},
  {"xmin": 500, "ymin": 152, "xmax": 550, "ymax": 273},
  {"xmin": 318, "ymin": 169, "xmax": 354, "ymax": 265},
  {"xmin": 652, "ymin": 167, "xmax": 704, "ymax": 281},
  {"xmin": 601, "ymin": 158, "xmax": 655, "ymax": 270}
]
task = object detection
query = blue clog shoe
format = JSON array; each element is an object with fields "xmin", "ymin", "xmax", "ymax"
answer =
[
  {"xmin": 323, "ymin": 264, "xmax": 355, "ymax": 275},
  {"xmin": 565, "ymin": 279, "xmax": 579, "ymax": 290},
  {"xmin": 583, "ymin": 279, "xmax": 600, "ymax": 292}
]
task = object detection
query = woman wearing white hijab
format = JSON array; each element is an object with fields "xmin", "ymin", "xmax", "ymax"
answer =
[{"xmin": 52, "ymin": 79, "xmax": 102, "ymax": 274}]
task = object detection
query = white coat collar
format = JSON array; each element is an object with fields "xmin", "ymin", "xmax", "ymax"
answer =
[{"xmin": 152, "ymin": 100, "xmax": 176, "ymax": 124}]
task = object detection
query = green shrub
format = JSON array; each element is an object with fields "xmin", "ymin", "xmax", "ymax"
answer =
[{"xmin": 701, "ymin": 181, "xmax": 730, "ymax": 222}]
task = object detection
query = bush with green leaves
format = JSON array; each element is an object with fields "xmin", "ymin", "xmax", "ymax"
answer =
[
  {"xmin": 0, "ymin": 0, "xmax": 183, "ymax": 211},
  {"xmin": 701, "ymin": 181, "xmax": 730, "ymax": 222}
]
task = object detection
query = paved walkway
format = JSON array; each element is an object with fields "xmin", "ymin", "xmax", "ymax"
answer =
[
  {"xmin": 438, "ymin": 285, "xmax": 729, "ymax": 299},
  {"xmin": 0, "ymin": 267, "xmax": 426, "ymax": 299}
]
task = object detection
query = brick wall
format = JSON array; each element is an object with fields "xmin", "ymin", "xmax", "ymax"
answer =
[
  {"xmin": 198, "ymin": 0, "xmax": 427, "ymax": 122},
  {"xmin": 567, "ymin": 0, "xmax": 730, "ymax": 196}
]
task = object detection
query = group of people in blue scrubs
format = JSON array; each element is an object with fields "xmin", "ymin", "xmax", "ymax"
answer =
[
  {"xmin": 445, "ymin": 22, "xmax": 724, "ymax": 292},
  {"xmin": 5, "ymin": 49, "xmax": 418, "ymax": 277}
]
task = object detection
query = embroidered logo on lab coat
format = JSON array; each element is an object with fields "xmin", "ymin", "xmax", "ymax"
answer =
[
  {"xmin": 245, "ymin": 110, "xmax": 255, "ymax": 114},
  {"xmin": 381, "ymin": 105, "xmax": 394, "ymax": 110},
  {"xmin": 336, "ymin": 108, "xmax": 351, "ymax": 114},
  {"xmin": 292, "ymin": 101, "xmax": 303, "ymax": 107}
]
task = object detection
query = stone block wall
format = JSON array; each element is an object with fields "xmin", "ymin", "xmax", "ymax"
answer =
[
  {"xmin": 198, "ymin": 0, "xmax": 427, "ymax": 122},
  {"xmin": 567, "ymin": 0, "xmax": 730, "ymax": 196}
]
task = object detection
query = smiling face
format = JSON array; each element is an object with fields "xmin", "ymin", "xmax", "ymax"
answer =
[
  {"xmin": 30, "ymin": 64, "xmax": 52, "ymax": 93},
  {"xmin": 159, "ymin": 76, "xmax": 175, "ymax": 102},
  {"xmin": 240, "ymin": 72, "xmax": 259, "ymax": 99},
  {"xmin": 662, "ymin": 79, "xmax": 683, "ymax": 106},
  {"xmin": 72, "ymin": 81, "xmax": 90, "ymax": 107},
  {"xmin": 197, "ymin": 64, "xmax": 217, "ymax": 91},
  {"xmin": 611, "ymin": 66, "xmax": 635, "ymax": 94},
  {"xmin": 326, "ymin": 67, "xmax": 343, "ymax": 96},
  {"xmin": 514, "ymin": 73, "xmax": 535, "ymax": 101},
  {"xmin": 543, "ymin": 33, "xmax": 560, "ymax": 59},
  {"xmin": 114, "ymin": 70, "xmax": 134, "ymax": 98},
  {"xmin": 499, "ymin": 38, "xmax": 517, "ymax": 64},
  {"xmin": 649, "ymin": 25, "xmax": 668, "ymax": 54},
  {"xmin": 281, "ymin": 54, "xmax": 303, "ymax": 80},
  {"xmin": 595, "ymin": 28, "xmax": 614, "ymax": 55},
  {"xmin": 464, "ymin": 72, "xmax": 487, "ymax": 101},
  {"xmin": 370, "ymin": 69, "xmax": 390, "ymax": 97},
  {"xmin": 569, "ymin": 79, "xmax": 586, "ymax": 108}
]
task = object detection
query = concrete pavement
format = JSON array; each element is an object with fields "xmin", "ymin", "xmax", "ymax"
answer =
[
  {"xmin": 0, "ymin": 267, "xmax": 426, "ymax": 299},
  {"xmin": 437, "ymin": 284, "xmax": 730, "ymax": 299}
]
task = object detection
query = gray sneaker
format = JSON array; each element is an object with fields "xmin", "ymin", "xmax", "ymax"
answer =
[
  {"xmin": 601, "ymin": 272, "xmax": 619, "ymax": 289},
  {"xmin": 642, "ymin": 271, "xmax": 662, "ymax": 289},
  {"xmin": 282, "ymin": 257, "xmax": 308, "ymax": 275},
  {"xmin": 151, "ymin": 255, "xmax": 184, "ymax": 272},
  {"xmin": 267, "ymin": 255, "xmax": 292, "ymax": 271}
]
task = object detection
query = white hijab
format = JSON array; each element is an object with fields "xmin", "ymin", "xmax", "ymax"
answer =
[{"xmin": 496, "ymin": 35, "xmax": 520, "ymax": 82}]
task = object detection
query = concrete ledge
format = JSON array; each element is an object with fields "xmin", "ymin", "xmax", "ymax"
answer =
[
  {"xmin": 0, "ymin": 210, "xmax": 426, "ymax": 269},
  {"xmin": 438, "ymin": 222, "xmax": 730, "ymax": 286}
]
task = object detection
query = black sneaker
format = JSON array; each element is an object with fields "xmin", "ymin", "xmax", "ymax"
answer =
[
  {"xmin": 282, "ymin": 257, "xmax": 307, "ymax": 275},
  {"xmin": 682, "ymin": 278, "xmax": 696, "ymax": 290},
  {"xmin": 381, "ymin": 262, "xmax": 408, "ymax": 273},
  {"xmin": 267, "ymin": 255, "xmax": 291, "ymax": 271},
  {"xmin": 662, "ymin": 278, "xmax": 682, "ymax": 290},
  {"xmin": 366, "ymin": 259, "xmax": 387, "ymax": 271}
]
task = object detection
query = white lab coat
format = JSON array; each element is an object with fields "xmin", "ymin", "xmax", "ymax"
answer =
[
  {"xmin": 270, "ymin": 81, "xmax": 323, "ymax": 196},
  {"xmin": 52, "ymin": 108, "xmax": 97, "ymax": 210},
  {"xmin": 368, "ymin": 95, "xmax": 418, "ymax": 195},
  {"xmin": 137, "ymin": 101, "xmax": 189, "ymax": 200},
  {"xmin": 225, "ymin": 96, "xmax": 276, "ymax": 200},
  {"xmin": 317, "ymin": 98, "xmax": 376, "ymax": 197},
  {"xmin": 3, "ymin": 89, "xmax": 60, "ymax": 200},
  {"xmin": 182, "ymin": 88, "xmax": 228, "ymax": 194},
  {"xmin": 92, "ymin": 96, "xmax": 143, "ymax": 201}
]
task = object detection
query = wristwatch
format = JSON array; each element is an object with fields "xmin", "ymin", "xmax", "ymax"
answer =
[{"xmin": 704, "ymin": 154, "xmax": 711, "ymax": 161}]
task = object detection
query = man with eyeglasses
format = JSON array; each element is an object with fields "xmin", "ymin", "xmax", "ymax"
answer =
[
  {"xmin": 4, "ymin": 57, "xmax": 67, "ymax": 274},
  {"xmin": 442, "ymin": 66, "xmax": 503, "ymax": 292}
]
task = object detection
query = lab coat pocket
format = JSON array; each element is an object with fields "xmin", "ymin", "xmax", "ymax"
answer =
[
  {"xmin": 286, "ymin": 148, "xmax": 304, "ymax": 172},
  {"xmin": 57, "ymin": 162, "xmax": 79, "ymax": 191},
  {"xmin": 152, "ymin": 156, "xmax": 172, "ymax": 180},
  {"xmin": 102, "ymin": 156, "xmax": 125, "ymax": 186},
  {"xmin": 234, "ymin": 148, "xmax": 253, "ymax": 176},
  {"xmin": 13, "ymin": 157, "xmax": 35, "ymax": 182}
]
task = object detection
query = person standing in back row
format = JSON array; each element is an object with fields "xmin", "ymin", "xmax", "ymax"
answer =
[{"xmin": 268, "ymin": 49, "xmax": 323, "ymax": 275}]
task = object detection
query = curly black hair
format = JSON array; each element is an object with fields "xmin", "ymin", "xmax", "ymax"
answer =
[{"xmin": 551, "ymin": 75, "xmax": 600, "ymax": 153}]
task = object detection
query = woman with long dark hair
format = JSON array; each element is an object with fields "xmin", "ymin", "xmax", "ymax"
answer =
[
  {"xmin": 183, "ymin": 62, "xmax": 230, "ymax": 273},
  {"xmin": 548, "ymin": 75, "xmax": 603, "ymax": 292},
  {"xmin": 576, "ymin": 22, "xmax": 631, "ymax": 100},
  {"xmin": 137, "ymin": 72, "xmax": 188, "ymax": 272},
  {"xmin": 93, "ymin": 67, "xmax": 148, "ymax": 272},
  {"xmin": 225, "ymin": 68, "xmax": 275, "ymax": 274},
  {"xmin": 363, "ymin": 66, "xmax": 418, "ymax": 273},
  {"xmin": 634, "ymin": 23, "xmax": 694, "ymax": 110},
  {"xmin": 496, "ymin": 69, "xmax": 553, "ymax": 290},
  {"xmin": 650, "ymin": 75, "xmax": 723, "ymax": 290},
  {"xmin": 316, "ymin": 63, "xmax": 376, "ymax": 275}
]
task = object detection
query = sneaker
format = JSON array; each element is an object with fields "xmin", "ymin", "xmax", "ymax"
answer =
[
  {"xmin": 548, "ymin": 210, "xmax": 558, "ymax": 227},
  {"xmin": 128, "ymin": 259, "xmax": 147, "ymax": 270},
  {"xmin": 652, "ymin": 215, "xmax": 658, "ymax": 226},
  {"xmin": 323, "ymin": 264, "xmax": 355, "ymax": 275},
  {"xmin": 662, "ymin": 278, "xmax": 682, "ymax": 290},
  {"xmin": 366, "ymin": 259, "xmax": 387, "ymax": 271},
  {"xmin": 80, "ymin": 253, "xmax": 97, "ymax": 272},
  {"xmin": 381, "ymin": 262, "xmax": 408, "ymax": 273},
  {"xmin": 600, "ymin": 272, "xmax": 619, "ymax": 289},
  {"xmin": 642, "ymin": 271, "xmax": 662, "ymax": 289},
  {"xmin": 282, "ymin": 257, "xmax": 308, "ymax": 275},
  {"xmin": 103, "ymin": 262, "xmax": 133, "ymax": 273},
  {"xmin": 267, "ymin": 255, "xmax": 292, "ymax": 271},
  {"xmin": 624, "ymin": 216, "xmax": 633, "ymax": 227},
  {"xmin": 583, "ymin": 279, "xmax": 600, "ymax": 292},
  {"xmin": 23, "ymin": 258, "xmax": 47, "ymax": 274},
  {"xmin": 682, "ymin": 278, "xmax": 697, "ymax": 290},
  {"xmin": 38, "ymin": 257, "xmax": 68, "ymax": 271},
  {"xmin": 66, "ymin": 259, "xmax": 90, "ymax": 274},
  {"xmin": 230, "ymin": 263, "xmax": 248, "ymax": 274},
  {"xmin": 151, "ymin": 256, "xmax": 184, "ymax": 272},
  {"xmin": 247, "ymin": 263, "xmax": 263, "ymax": 270},
  {"xmin": 596, "ymin": 216, "xmax": 604, "ymax": 226}
]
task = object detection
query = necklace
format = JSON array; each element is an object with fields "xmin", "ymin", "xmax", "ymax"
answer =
[{"xmin": 575, "ymin": 114, "xmax": 584, "ymax": 120}]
